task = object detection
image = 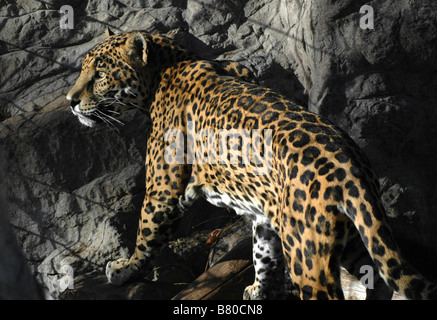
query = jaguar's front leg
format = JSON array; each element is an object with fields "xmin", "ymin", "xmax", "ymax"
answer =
[
  {"xmin": 106, "ymin": 194, "xmax": 183, "ymax": 285},
  {"xmin": 105, "ymin": 136, "xmax": 189, "ymax": 285}
]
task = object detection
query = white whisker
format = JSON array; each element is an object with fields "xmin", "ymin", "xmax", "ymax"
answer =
[
  {"xmin": 93, "ymin": 112, "xmax": 118, "ymax": 131},
  {"xmin": 98, "ymin": 110, "xmax": 124, "ymax": 126},
  {"xmin": 94, "ymin": 109, "xmax": 124, "ymax": 132},
  {"xmin": 127, "ymin": 90, "xmax": 137, "ymax": 97},
  {"xmin": 104, "ymin": 109, "xmax": 121, "ymax": 115},
  {"xmin": 91, "ymin": 95, "xmax": 148, "ymax": 131}
]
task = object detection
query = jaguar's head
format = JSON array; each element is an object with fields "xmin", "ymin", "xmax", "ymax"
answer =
[{"xmin": 66, "ymin": 28, "xmax": 150, "ymax": 127}]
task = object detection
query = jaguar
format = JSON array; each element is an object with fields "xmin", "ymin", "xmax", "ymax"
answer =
[{"xmin": 66, "ymin": 28, "xmax": 436, "ymax": 299}]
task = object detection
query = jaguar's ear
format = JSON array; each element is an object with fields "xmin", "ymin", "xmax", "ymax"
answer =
[
  {"xmin": 105, "ymin": 27, "xmax": 115, "ymax": 37},
  {"xmin": 125, "ymin": 32, "xmax": 148, "ymax": 65}
]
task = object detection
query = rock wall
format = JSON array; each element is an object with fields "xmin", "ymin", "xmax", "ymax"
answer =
[
  {"xmin": 0, "ymin": 146, "xmax": 42, "ymax": 299},
  {"xmin": 1, "ymin": 0, "xmax": 436, "ymax": 298}
]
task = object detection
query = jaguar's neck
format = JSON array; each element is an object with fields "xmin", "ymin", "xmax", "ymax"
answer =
[{"xmin": 140, "ymin": 35, "xmax": 195, "ymax": 109}]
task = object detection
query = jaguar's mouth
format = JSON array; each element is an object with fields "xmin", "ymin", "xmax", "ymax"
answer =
[
  {"xmin": 71, "ymin": 103, "xmax": 123, "ymax": 129},
  {"xmin": 71, "ymin": 104, "xmax": 97, "ymax": 127}
]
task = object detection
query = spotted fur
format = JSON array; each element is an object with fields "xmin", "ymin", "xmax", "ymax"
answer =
[{"xmin": 66, "ymin": 29, "xmax": 437, "ymax": 300}]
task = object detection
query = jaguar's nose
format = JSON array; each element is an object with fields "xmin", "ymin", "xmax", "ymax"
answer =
[
  {"xmin": 66, "ymin": 90, "xmax": 80, "ymax": 107},
  {"xmin": 66, "ymin": 92, "xmax": 73, "ymax": 102}
]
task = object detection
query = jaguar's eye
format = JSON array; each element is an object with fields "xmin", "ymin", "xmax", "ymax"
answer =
[{"xmin": 96, "ymin": 71, "xmax": 106, "ymax": 79}]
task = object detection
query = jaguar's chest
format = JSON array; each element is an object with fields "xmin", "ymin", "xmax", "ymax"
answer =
[{"xmin": 186, "ymin": 183, "xmax": 271, "ymax": 226}]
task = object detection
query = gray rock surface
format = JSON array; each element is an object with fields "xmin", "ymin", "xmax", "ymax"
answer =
[
  {"xmin": 0, "ymin": 146, "xmax": 42, "ymax": 299},
  {"xmin": 0, "ymin": 0, "xmax": 436, "ymax": 298},
  {"xmin": 0, "ymin": 108, "xmax": 149, "ymax": 298}
]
